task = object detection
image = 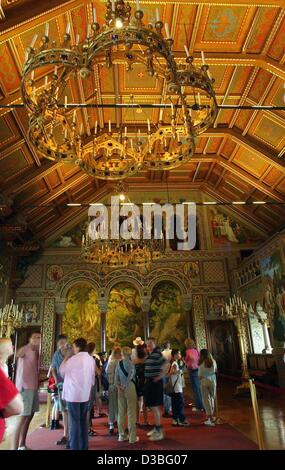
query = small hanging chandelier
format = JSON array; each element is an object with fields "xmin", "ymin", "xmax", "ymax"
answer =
[{"xmin": 81, "ymin": 184, "xmax": 165, "ymax": 268}]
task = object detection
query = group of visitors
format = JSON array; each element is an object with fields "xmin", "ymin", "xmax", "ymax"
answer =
[{"xmin": 0, "ymin": 332, "xmax": 218, "ymax": 451}]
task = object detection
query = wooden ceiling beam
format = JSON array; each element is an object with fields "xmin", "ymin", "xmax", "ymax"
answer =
[
  {"xmin": 2, "ymin": 160, "xmax": 61, "ymax": 196},
  {"xmin": 205, "ymin": 127, "xmax": 285, "ymax": 174},
  {"xmin": 19, "ymin": 171, "xmax": 90, "ymax": 215},
  {"xmin": 37, "ymin": 183, "xmax": 109, "ymax": 241},
  {"xmin": 216, "ymin": 157, "xmax": 285, "ymax": 202},
  {"xmin": 1, "ymin": 0, "xmax": 282, "ymax": 39}
]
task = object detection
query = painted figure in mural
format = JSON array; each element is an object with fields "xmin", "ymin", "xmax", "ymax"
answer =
[
  {"xmin": 207, "ymin": 297, "xmax": 226, "ymax": 320},
  {"xmin": 273, "ymin": 287, "xmax": 285, "ymax": 344},
  {"xmin": 210, "ymin": 208, "xmax": 262, "ymax": 245},
  {"xmin": 22, "ymin": 303, "xmax": 40, "ymax": 324},
  {"xmin": 260, "ymin": 252, "xmax": 285, "ymax": 347}
]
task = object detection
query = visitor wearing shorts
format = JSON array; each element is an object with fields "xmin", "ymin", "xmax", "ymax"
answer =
[{"xmin": 144, "ymin": 337, "xmax": 168, "ymax": 441}]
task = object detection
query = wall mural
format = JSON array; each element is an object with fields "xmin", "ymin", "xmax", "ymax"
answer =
[
  {"xmin": 209, "ymin": 207, "xmax": 263, "ymax": 246},
  {"xmin": 206, "ymin": 296, "xmax": 226, "ymax": 320},
  {"xmin": 149, "ymin": 281, "xmax": 186, "ymax": 347},
  {"xmin": 238, "ymin": 281, "xmax": 266, "ymax": 353},
  {"xmin": 50, "ymin": 223, "xmax": 83, "ymax": 247},
  {"xmin": 19, "ymin": 301, "xmax": 42, "ymax": 325},
  {"xmin": 260, "ymin": 251, "xmax": 285, "ymax": 347},
  {"xmin": 62, "ymin": 283, "xmax": 100, "ymax": 345},
  {"xmin": 106, "ymin": 283, "xmax": 143, "ymax": 350}
]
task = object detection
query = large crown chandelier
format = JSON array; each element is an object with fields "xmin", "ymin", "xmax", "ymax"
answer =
[{"xmin": 21, "ymin": 0, "xmax": 217, "ymax": 180}]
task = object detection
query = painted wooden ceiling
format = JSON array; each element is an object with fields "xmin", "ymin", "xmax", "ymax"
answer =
[{"xmin": 0, "ymin": 0, "xmax": 285, "ymax": 245}]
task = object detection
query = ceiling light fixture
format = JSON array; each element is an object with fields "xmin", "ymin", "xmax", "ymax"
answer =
[{"xmin": 20, "ymin": 0, "xmax": 216, "ymax": 181}]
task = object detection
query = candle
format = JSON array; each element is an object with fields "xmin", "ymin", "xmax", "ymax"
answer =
[
  {"xmin": 147, "ymin": 119, "xmax": 151, "ymax": 132},
  {"xmin": 171, "ymin": 103, "xmax": 174, "ymax": 115},
  {"xmin": 111, "ymin": 0, "xmax": 115, "ymax": 12},
  {"xmin": 136, "ymin": 0, "xmax": 140, "ymax": 11},
  {"xmin": 72, "ymin": 109, "xmax": 76, "ymax": 123},
  {"xmin": 66, "ymin": 22, "xmax": 71, "ymax": 35},
  {"xmin": 93, "ymin": 7, "xmax": 97, "ymax": 23},
  {"xmin": 45, "ymin": 23, "xmax": 49, "ymax": 37},
  {"xmin": 44, "ymin": 76, "xmax": 48, "ymax": 86},
  {"xmin": 108, "ymin": 120, "xmax": 111, "ymax": 133},
  {"xmin": 30, "ymin": 34, "xmax": 38, "ymax": 49},
  {"xmin": 130, "ymin": 138, "xmax": 133, "ymax": 150},
  {"xmin": 155, "ymin": 8, "xmax": 160, "ymax": 22},
  {"xmin": 31, "ymin": 70, "xmax": 35, "ymax": 80},
  {"xmin": 64, "ymin": 128, "xmax": 68, "ymax": 139},
  {"xmin": 95, "ymin": 120, "xmax": 98, "ymax": 134},
  {"xmin": 75, "ymin": 34, "xmax": 80, "ymax": 45},
  {"xmin": 80, "ymin": 123, "xmax": 84, "ymax": 135},
  {"xmin": 124, "ymin": 126, "xmax": 127, "ymax": 137},
  {"xmin": 54, "ymin": 65, "xmax": 58, "ymax": 76},
  {"xmin": 184, "ymin": 44, "xmax": 190, "ymax": 58},
  {"xmin": 201, "ymin": 51, "xmax": 205, "ymax": 65},
  {"xmin": 64, "ymin": 95, "xmax": 68, "ymax": 108},
  {"xmin": 165, "ymin": 23, "xmax": 170, "ymax": 39},
  {"xmin": 159, "ymin": 109, "xmax": 163, "ymax": 121},
  {"xmin": 87, "ymin": 24, "xmax": 91, "ymax": 38}
]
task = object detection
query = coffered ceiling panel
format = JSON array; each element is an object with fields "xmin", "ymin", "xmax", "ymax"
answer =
[{"xmin": 0, "ymin": 0, "xmax": 284, "ymax": 243}]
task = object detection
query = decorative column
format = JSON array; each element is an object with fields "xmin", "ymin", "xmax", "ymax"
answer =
[
  {"xmin": 183, "ymin": 297, "xmax": 194, "ymax": 339},
  {"xmin": 141, "ymin": 297, "xmax": 151, "ymax": 340},
  {"xmin": 192, "ymin": 294, "xmax": 207, "ymax": 350},
  {"xmin": 260, "ymin": 319, "xmax": 272, "ymax": 354},
  {"xmin": 98, "ymin": 299, "xmax": 108, "ymax": 352},
  {"xmin": 253, "ymin": 305, "xmax": 272, "ymax": 354},
  {"xmin": 41, "ymin": 298, "xmax": 56, "ymax": 369},
  {"xmin": 55, "ymin": 298, "xmax": 65, "ymax": 336}
]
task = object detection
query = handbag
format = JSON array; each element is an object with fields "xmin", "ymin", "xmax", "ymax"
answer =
[{"xmin": 164, "ymin": 375, "xmax": 179, "ymax": 397}]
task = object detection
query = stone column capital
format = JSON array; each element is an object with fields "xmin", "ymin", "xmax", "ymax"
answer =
[
  {"xmin": 55, "ymin": 299, "xmax": 65, "ymax": 315},
  {"xmin": 98, "ymin": 299, "xmax": 108, "ymax": 314},
  {"xmin": 141, "ymin": 296, "xmax": 151, "ymax": 312}
]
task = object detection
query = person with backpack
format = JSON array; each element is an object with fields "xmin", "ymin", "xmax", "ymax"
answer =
[
  {"xmin": 132, "ymin": 343, "xmax": 149, "ymax": 426},
  {"xmin": 114, "ymin": 347, "xmax": 138, "ymax": 444}
]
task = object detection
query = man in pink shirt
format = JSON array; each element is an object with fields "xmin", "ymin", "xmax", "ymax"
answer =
[
  {"xmin": 13, "ymin": 331, "xmax": 41, "ymax": 450},
  {"xmin": 59, "ymin": 337, "xmax": 95, "ymax": 450}
]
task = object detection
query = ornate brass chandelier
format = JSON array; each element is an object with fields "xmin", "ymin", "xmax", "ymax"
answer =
[
  {"xmin": 81, "ymin": 183, "xmax": 165, "ymax": 268},
  {"xmin": 21, "ymin": 0, "xmax": 217, "ymax": 180},
  {"xmin": 82, "ymin": 213, "xmax": 165, "ymax": 269}
]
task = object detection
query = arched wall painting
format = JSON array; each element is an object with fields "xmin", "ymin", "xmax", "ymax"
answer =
[
  {"xmin": 63, "ymin": 283, "xmax": 100, "ymax": 344},
  {"xmin": 106, "ymin": 283, "xmax": 143, "ymax": 350},
  {"xmin": 149, "ymin": 281, "xmax": 186, "ymax": 347}
]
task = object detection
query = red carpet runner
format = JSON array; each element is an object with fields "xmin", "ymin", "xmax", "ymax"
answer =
[{"xmin": 27, "ymin": 410, "xmax": 257, "ymax": 450}]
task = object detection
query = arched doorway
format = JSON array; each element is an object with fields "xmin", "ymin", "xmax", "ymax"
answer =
[
  {"xmin": 106, "ymin": 282, "xmax": 143, "ymax": 350},
  {"xmin": 62, "ymin": 282, "xmax": 100, "ymax": 345},
  {"xmin": 149, "ymin": 281, "xmax": 187, "ymax": 348}
]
